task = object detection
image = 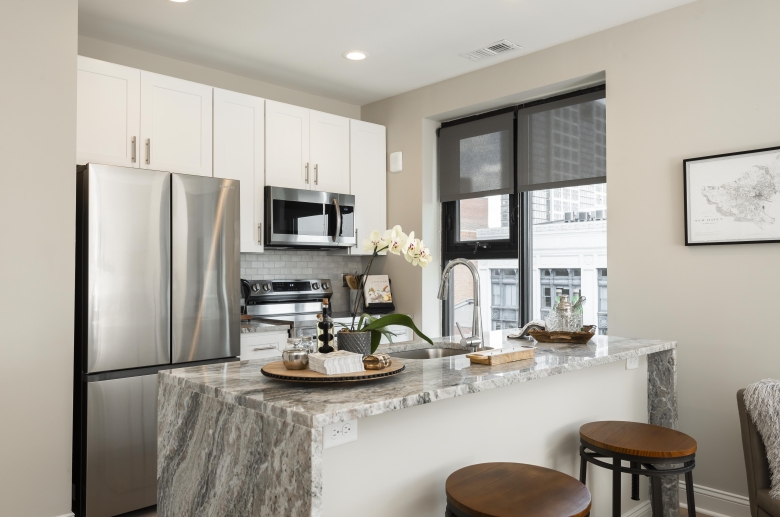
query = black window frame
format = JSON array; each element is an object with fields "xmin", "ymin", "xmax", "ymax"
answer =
[
  {"xmin": 440, "ymin": 85, "xmax": 605, "ymax": 337},
  {"xmin": 441, "ymin": 193, "xmax": 520, "ymax": 262}
]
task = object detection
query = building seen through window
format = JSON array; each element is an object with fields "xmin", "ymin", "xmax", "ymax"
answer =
[{"xmin": 447, "ymin": 184, "xmax": 607, "ymax": 336}]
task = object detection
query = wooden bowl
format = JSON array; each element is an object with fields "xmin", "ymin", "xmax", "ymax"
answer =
[{"xmin": 528, "ymin": 325, "xmax": 596, "ymax": 344}]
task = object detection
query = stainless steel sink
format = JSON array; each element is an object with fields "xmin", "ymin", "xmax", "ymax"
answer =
[{"xmin": 388, "ymin": 347, "xmax": 490, "ymax": 360}]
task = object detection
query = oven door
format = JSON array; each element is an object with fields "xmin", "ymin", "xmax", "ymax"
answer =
[{"xmin": 265, "ymin": 186, "xmax": 355, "ymax": 248}]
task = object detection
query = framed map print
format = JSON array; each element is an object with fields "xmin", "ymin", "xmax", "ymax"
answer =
[{"xmin": 684, "ymin": 145, "xmax": 780, "ymax": 245}]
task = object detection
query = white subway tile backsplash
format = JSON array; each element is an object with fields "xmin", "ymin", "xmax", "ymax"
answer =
[{"xmin": 241, "ymin": 251, "xmax": 364, "ymax": 313}]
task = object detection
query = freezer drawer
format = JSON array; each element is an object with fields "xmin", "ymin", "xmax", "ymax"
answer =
[
  {"xmin": 86, "ymin": 375, "xmax": 157, "ymax": 517},
  {"xmin": 171, "ymin": 174, "xmax": 240, "ymax": 363},
  {"xmin": 80, "ymin": 164, "xmax": 171, "ymax": 373}
]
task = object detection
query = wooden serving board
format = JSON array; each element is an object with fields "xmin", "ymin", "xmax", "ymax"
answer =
[
  {"xmin": 467, "ymin": 347, "xmax": 535, "ymax": 365},
  {"xmin": 528, "ymin": 325, "xmax": 596, "ymax": 344},
  {"xmin": 261, "ymin": 360, "xmax": 405, "ymax": 383}
]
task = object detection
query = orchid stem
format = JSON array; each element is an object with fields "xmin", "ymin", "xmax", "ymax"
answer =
[{"xmin": 350, "ymin": 246, "xmax": 385, "ymax": 330}]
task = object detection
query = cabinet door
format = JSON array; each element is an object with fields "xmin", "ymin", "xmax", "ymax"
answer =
[
  {"xmin": 140, "ymin": 71, "xmax": 213, "ymax": 176},
  {"xmin": 265, "ymin": 100, "xmax": 310, "ymax": 189},
  {"xmin": 214, "ymin": 89, "xmax": 265, "ymax": 253},
  {"xmin": 310, "ymin": 110, "xmax": 350, "ymax": 194},
  {"xmin": 77, "ymin": 56, "xmax": 141, "ymax": 167},
  {"xmin": 350, "ymin": 120, "xmax": 387, "ymax": 254}
]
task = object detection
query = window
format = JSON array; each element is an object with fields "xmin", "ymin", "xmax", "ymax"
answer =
[
  {"xmin": 598, "ymin": 269, "xmax": 608, "ymax": 335},
  {"xmin": 440, "ymin": 86, "xmax": 605, "ymax": 337},
  {"xmin": 444, "ymin": 259, "xmax": 519, "ymax": 336},
  {"xmin": 537, "ymin": 267, "xmax": 582, "ymax": 320},
  {"xmin": 457, "ymin": 195, "xmax": 511, "ymax": 242},
  {"xmin": 442, "ymin": 194, "xmax": 519, "ymax": 260}
]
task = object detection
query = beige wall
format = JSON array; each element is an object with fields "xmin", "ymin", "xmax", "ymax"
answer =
[
  {"xmin": 0, "ymin": 1, "xmax": 77, "ymax": 516},
  {"xmin": 362, "ymin": 0, "xmax": 780, "ymax": 498},
  {"xmin": 79, "ymin": 35, "xmax": 361, "ymax": 119}
]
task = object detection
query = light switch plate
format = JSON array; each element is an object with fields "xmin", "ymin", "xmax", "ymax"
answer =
[
  {"xmin": 626, "ymin": 356, "xmax": 639, "ymax": 370},
  {"xmin": 323, "ymin": 419, "xmax": 358, "ymax": 449},
  {"xmin": 389, "ymin": 152, "xmax": 402, "ymax": 173}
]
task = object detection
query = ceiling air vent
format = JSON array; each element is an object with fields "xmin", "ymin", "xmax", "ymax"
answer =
[{"xmin": 460, "ymin": 39, "xmax": 522, "ymax": 62}]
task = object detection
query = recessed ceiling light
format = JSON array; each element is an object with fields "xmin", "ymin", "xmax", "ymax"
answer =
[
  {"xmin": 343, "ymin": 51, "xmax": 368, "ymax": 61},
  {"xmin": 169, "ymin": 0, "xmax": 188, "ymax": 3}
]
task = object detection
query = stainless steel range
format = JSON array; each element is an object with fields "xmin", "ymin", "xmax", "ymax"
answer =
[{"xmin": 245, "ymin": 279, "xmax": 352, "ymax": 337}]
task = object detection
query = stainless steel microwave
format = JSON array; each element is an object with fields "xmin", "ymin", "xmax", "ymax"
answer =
[{"xmin": 265, "ymin": 186, "xmax": 356, "ymax": 248}]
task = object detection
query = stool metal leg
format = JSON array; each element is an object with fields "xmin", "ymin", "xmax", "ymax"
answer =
[
  {"xmin": 630, "ymin": 462, "xmax": 640, "ymax": 501},
  {"xmin": 612, "ymin": 457, "xmax": 621, "ymax": 517},
  {"xmin": 580, "ymin": 448, "xmax": 587, "ymax": 484},
  {"xmin": 651, "ymin": 477, "xmax": 664, "ymax": 517},
  {"xmin": 685, "ymin": 471, "xmax": 696, "ymax": 517}
]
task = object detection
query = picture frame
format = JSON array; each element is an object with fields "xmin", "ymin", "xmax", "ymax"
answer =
[
  {"xmin": 684, "ymin": 145, "xmax": 780, "ymax": 246},
  {"xmin": 362, "ymin": 275, "xmax": 395, "ymax": 314}
]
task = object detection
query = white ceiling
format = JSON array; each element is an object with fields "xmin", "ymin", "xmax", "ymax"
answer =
[{"xmin": 78, "ymin": 0, "xmax": 696, "ymax": 106}]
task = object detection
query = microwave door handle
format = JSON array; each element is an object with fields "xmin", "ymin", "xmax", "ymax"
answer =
[{"xmin": 332, "ymin": 198, "xmax": 342, "ymax": 242}]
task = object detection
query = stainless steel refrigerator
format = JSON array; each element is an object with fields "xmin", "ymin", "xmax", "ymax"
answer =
[{"xmin": 72, "ymin": 164, "xmax": 240, "ymax": 517}]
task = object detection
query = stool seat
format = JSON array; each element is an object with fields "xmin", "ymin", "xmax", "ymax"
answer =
[
  {"xmin": 580, "ymin": 421, "xmax": 697, "ymax": 459},
  {"xmin": 446, "ymin": 462, "xmax": 591, "ymax": 517}
]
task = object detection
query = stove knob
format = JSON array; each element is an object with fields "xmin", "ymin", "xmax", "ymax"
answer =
[
  {"xmin": 251, "ymin": 283, "xmax": 260, "ymax": 292},
  {"xmin": 322, "ymin": 282, "xmax": 330, "ymax": 290},
  {"xmin": 262, "ymin": 283, "xmax": 271, "ymax": 292},
  {"xmin": 311, "ymin": 282, "xmax": 320, "ymax": 290}
]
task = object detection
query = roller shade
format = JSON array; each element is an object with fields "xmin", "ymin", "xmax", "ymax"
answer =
[
  {"xmin": 517, "ymin": 91, "xmax": 606, "ymax": 192},
  {"xmin": 438, "ymin": 111, "xmax": 515, "ymax": 202}
]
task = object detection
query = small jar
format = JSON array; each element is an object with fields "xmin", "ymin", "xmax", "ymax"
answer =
[
  {"xmin": 282, "ymin": 338, "xmax": 309, "ymax": 370},
  {"xmin": 301, "ymin": 335, "xmax": 316, "ymax": 354}
]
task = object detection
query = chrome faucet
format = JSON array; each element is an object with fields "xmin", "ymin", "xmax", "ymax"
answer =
[{"xmin": 438, "ymin": 258, "xmax": 482, "ymax": 351}]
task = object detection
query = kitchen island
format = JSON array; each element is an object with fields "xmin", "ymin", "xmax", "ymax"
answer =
[{"xmin": 157, "ymin": 330, "xmax": 678, "ymax": 517}]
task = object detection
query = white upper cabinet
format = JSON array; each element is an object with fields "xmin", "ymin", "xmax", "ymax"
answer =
[
  {"xmin": 77, "ymin": 56, "xmax": 141, "ymax": 168},
  {"xmin": 214, "ymin": 89, "xmax": 265, "ymax": 253},
  {"xmin": 265, "ymin": 100, "xmax": 310, "ymax": 190},
  {"xmin": 310, "ymin": 110, "xmax": 350, "ymax": 194},
  {"xmin": 350, "ymin": 120, "xmax": 387, "ymax": 254},
  {"xmin": 140, "ymin": 71, "xmax": 213, "ymax": 176}
]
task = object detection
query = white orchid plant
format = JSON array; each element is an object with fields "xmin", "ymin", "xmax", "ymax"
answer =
[{"xmin": 341, "ymin": 225, "xmax": 433, "ymax": 353}]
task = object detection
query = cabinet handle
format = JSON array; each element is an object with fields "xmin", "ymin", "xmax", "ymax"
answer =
[
  {"xmin": 314, "ymin": 164, "xmax": 318, "ymax": 185},
  {"xmin": 145, "ymin": 139, "xmax": 151, "ymax": 165},
  {"xmin": 253, "ymin": 345, "xmax": 276, "ymax": 351},
  {"xmin": 305, "ymin": 163, "xmax": 309, "ymax": 183},
  {"xmin": 131, "ymin": 137, "xmax": 136, "ymax": 163},
  {"xmin": 257, "ymin": 223, "xmax": 263, "ymax": 244},
  {"xmin": 355, "ymin": 228, "xmax": 358, "ymax": 248}
]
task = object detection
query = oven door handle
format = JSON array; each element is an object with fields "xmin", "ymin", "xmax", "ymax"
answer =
[{"xmin": 332, "ymin": 197, "xmax": 342, "ymax": 242}]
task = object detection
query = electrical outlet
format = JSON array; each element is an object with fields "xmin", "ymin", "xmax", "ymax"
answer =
[
  {"xmin": 323, "ymin": 419, "xmax": 358, "ymax": 449},
  {"xmin": 626, "ymin": 356, "xmax": 639, "ymax": 370}
]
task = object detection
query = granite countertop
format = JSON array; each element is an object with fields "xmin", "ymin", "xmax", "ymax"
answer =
[
  {"xmin": 241, "ymin": 321, "xmax": 290, "ymax": 334},
  {"xmin": 159, "ymin": 329, "xmax": 676, "ymax": 429}
]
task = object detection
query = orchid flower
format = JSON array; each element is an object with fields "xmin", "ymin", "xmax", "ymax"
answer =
[
  {"xmin": 401, "ymin": 231, "xmax": 416, "ymax": 260},
  {"xmin": 418, "ymin": 244, "xmax": 432, "ymax": 268},
  {"xmin": 362, "ymin": 230, "xmax": 387, "ymax": 254},
  {"xmin": 351, "ymin": 226, "xmax": 433, "ymax": 330},
  {"xmin": 383, "ymin": 225, "xmax": 408, "ymax": 255}
]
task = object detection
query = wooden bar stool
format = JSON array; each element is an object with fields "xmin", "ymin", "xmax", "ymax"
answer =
[
  {"xmin": 579, "ymin": 421, "xmax": 697, "ymax": 517},
  {"xmin": 445, "ymin": 462, "xmax": 592, "ymax": 517}
]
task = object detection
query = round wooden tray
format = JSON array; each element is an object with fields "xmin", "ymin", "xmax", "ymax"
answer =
[{"xmin": 260, "ymin": 360, "xmax": 405, "ymax": 382}]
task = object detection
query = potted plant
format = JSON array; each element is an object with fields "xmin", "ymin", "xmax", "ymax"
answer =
[{"xmin": 338, "ymin": 226, "xmax": 434, "ymax": 356}]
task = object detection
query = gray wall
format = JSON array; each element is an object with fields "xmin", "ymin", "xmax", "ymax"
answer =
[
  {"xmin": 0, "ymin": 1, "xmax": 77, "ymax": 516},
  {"xmin": 79, "ymin": 35, "xmax": 361, "ymax": 119},
  {"xmin": 362, "ymin": 0, "xmax": 780, "ymax": 499},
  {"xmin": 241, "ymin": 251, "xmax": 365, "ymax": 314}
]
